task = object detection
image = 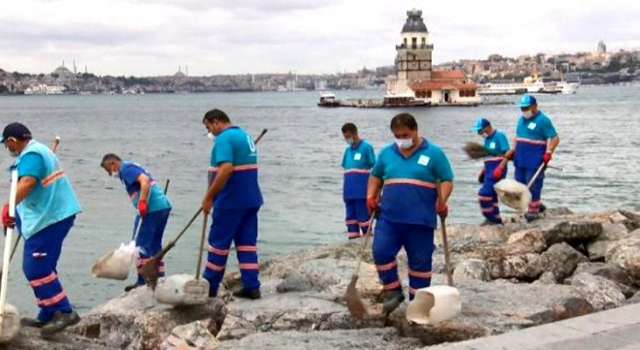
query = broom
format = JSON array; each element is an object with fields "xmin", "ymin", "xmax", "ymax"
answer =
[
  {"xmin": 141, "ymin": 208, "xmax": 202, "ymax": 290},
  {"xmin": 345, "ymin": 213, "xmax": 376, "ymax": 319}
]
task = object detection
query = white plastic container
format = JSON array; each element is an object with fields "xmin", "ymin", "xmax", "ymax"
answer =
[
  {"xmin": 405, "ymin": 285, "xmax": 462, "ymax": 325},
  {"xmin": 91, "ymin": 241, "xmax": 138, "ymax": 280},
  {"xmin": 494, "ymin": 179, "xmax": 532, "ymax": 212},
  {"xmin": 0, "ymin": 303, "xmax": 20, "ymax": 344},
  {"xmin": 154, "ymin": 274, "xmax": 209, "ymax": 306}
]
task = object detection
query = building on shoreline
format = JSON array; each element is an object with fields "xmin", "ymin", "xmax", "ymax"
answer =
[{"xmin": 385, "ymin": 9, "xmax": 481, "ymax": 106}]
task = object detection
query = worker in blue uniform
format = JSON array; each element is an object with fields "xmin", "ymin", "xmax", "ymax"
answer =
[
  {"xmin": 341, "ymin": 123, "xmax": 376, "ymax": 239},
  {"xmin": 100, "ymin": 154, "xmax": 172, "ymax": 292},
  {"xmin": 498, "ymin": 95, "xmax": 559, "ymax": 222},
  {"xmin": 366, "ymin": 113, "xmax": 454, "ymax": 314},
  {"xmin": 472, "ymin": 118, "xmax": 510, "ymax": 225},
  {"xmin": 201, "ymin": 109, "xmax": 263, "ymax": 300},
  {"xmin": 1, "ymin": 122, "xmax": 81, "ymax": 336}
]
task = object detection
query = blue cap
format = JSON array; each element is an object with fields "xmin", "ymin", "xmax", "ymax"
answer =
[
  {"xmin": 471, "ymin": 118, "xmax": 490, "ymax": 132},
  {"xmin": 1, "ymin": 122, "xmax": 31, "ymax": 143},
  {"xmin": 518, "ymin": 94, "xmax": 537, "ymax": 108}
]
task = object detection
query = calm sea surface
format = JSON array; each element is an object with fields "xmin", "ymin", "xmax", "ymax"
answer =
[{"xmin": 1, "ymin": 85, "xmax": 639, "ymax": 316}]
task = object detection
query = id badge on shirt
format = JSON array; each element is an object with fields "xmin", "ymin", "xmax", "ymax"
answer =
[
  {"xmin": 354, "ymin": 153, "xmax": 362, "ymax": 161},
  {"xmin": 489, "ymin": 142, "xmax": 496, "ymax": 149},
  {"xmin": 528, "ymin": 122, "xmax": 537, "ymax": 130},
  {"xmin": 417, "ymin": 155, "xmax": 430, "ymax": 166}
]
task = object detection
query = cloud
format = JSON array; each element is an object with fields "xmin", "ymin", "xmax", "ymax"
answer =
[{"xmin": 0, "ymin": 0, "xmax": 638, "ymax": 75}]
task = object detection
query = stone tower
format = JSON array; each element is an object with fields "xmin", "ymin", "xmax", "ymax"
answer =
[{"xmin": 395, "ymin": 9, "xmax": 433, "ymax": 84}]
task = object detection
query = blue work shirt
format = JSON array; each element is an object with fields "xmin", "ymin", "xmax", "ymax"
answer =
[
  {"xmin": 119, "ymin": 161, "xmax": 172, "ymax": 213},
  {"xmin": 209, "ymin": 126, "xmax": 263, "ymax": 209},
  {"xmin": 371, "ymin": 139, "xmax": 454, "ymax": 228},
  {"xmin": 514, "ymin": 111, "xmax": 558, "ymax": 169},
  {"xmin": 483, "ymin": 129, "xmax": 510, "ymax": 180},
  {"xmin": 342, "ymin": 140, "xmax": 376, "ymax": 200},
  {"xmin": 17, "ymin": 153, "xmax": 45, "ymax": 180}
]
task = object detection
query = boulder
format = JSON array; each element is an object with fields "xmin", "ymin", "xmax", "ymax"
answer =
[
  {"xmin": 534, "ymin": 271, "xmax": 558, "ymax": 285},
  {"xmin": 162, "ymin": 320, "xmax": 219, "ymax": 350},
  {"xmin": 540, "ymin": 243, "xmax": 589, "ymax": 282},
  {"xmin": 485, "ymin": 253, "xmax": 544, "ymax": 280},
  {"xmin": 504, "ymin": 229, "xmax": 547, "ymax": 254},
  {"xmin": 572, "ymin": 262, "xmax": 637, "ymax": 297},
  {"xmin": 605, "ymin": 233, "xmax": 640, "ymax": 284},
  {"xmin": 70, "ymin": 287, "xmax": 226, "ymax": 350},
  {"xmin": 436, "ymin": 224, "xmax": 509, "ymax": 253},
  {"xmin": 216, "ymin": 328, "xmax": 423, "ymax": 350},
  {"xmin": 569, "ymin": 272, "xmax": 626, "ymax": 311},
  {"xmin": 452, "ymin": 259, "xmax": 489, "ymax": 282},
  {"xmin": 586, "ymin": 223, "xmax": 629, "ymax": 261},
  {"xmin": 0, "ymin": 327, "xmax": 114, "ymax": 350},
  {"xmin": 537, "ymin": 219, "xmax": 603, "ymax": 246}
]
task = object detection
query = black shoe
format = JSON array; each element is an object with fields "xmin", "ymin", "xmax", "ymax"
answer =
[
  {"xmin": 232, "ymin": 289, "xmax": 261, "ymax": 300},
  {"xmin": 539, "ymin": 204, "xmax": 547, "ymax": 213},
  {"xmin": 124, "ymin": 283, "xmax": 143, "ymax": 292},
  {"xmin": 209, "ymin": 290, "xmax": 218, "ymax": 298},
  {"xmin": 21, "ymin": 317, "xmax": 47, "ymax": 328},
  {"xmin": 382, "ymin": 289, "xmax": 405, "ymax": 314},
  {"xmin": 40, "ymin": 311, "xmax": 81, "ymax": 337},
  {"xmin": 525, "ymin": 212, "xmax": 541, "ymax": 222}
]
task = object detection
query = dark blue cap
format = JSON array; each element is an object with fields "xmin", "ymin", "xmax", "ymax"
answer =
[{"xmin": 1, "ymin": 122, "xmax": 32, "ymax": 143}]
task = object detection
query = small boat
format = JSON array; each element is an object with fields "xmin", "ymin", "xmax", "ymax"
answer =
[{"xmin": 317, "ymin": 93, "xmax": 341, "ymax": 107}]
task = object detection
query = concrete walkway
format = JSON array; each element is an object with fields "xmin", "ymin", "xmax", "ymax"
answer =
[{"xmin": 431, "ymin": 303, "xmax": 640, "ymax": 350}]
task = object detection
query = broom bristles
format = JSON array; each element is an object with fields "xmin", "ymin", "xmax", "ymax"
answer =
[{"xmin": 462, "ymin": 141, "xmax": 490, "ymax": 160}]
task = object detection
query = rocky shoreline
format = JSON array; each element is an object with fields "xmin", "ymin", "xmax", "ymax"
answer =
[{"xmin": 5, "ymin": 207, "xmax": 640, "ymax": 350}]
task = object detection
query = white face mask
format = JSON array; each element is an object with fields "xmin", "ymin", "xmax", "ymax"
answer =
[
  {"xmin": 345, "ymin": 137, "xmax": 354, "ymax": 145},
  {"xmin": 395, "ymin": 138, "xmax": 414, "ymax": 149},
  {"xmin": 522, "ymin": 110, "xmax": 534, "ymax": 119},
  {"xmin": 207, "ymin": 132, "xmax": 214, "ymax": 140},
  {"xmin": 111, "ymin": 170, "xmax": 119, "ymax": 178}
]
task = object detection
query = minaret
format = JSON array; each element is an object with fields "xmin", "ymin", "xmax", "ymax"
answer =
[{"xmin": 394, "ymin": 9, "xmax": 433, "ymax": 84}]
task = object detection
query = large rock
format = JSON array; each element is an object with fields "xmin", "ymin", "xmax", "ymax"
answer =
[
  {"xmin": 0, "ymin": 327, "xmax": 114, "ymax": 350},
  {"xmin": 537, "ymin": 218, "xmax": 603, "ymax": 246},
  {"xmin": 605, "ymin": 233, "xmax": 640, "ymax": 284},
  {"xmin": 620, "ymin": 209, "xmax": 640, "ymax": 229},
  {"xmin": 216, "ymin": 328, "xmax": 423, "ymax": 350},
  {"xmin": 216, "ymin": 292, "xmax": 358, "ymax": 341},
  {"xmin": 485, "ymin": 253, "xmax": 544, "ymax": 280},
  {"xmin": 452, "ymin": 259, "xmax": 489, "ymax": 282},
  {"xmin": 541, "ymin": 243, "xmax": 589, "ymax": 282},
  {"xmin": 388, "ymin": 276, "xmax": 593, "ymax": 345},
  {"xmin": 569, "ymin": 273, "xmax": 626, "ymax": 311},
  {"xmin": 436, "ymin": 224, "xmax": 509, "ymax": 253},
  {"xmin": 572, "ymin": 262, "xmax": 637, "ymax": 297},
  {"xmin": 162, "ymin": 320, "xmax": 219, "ymax": 350},
  {"xmin": 504, "ymin": 229, "xmax": 547, "ymax": 254},
  {"xmin": 586, "ymin": 223, "xmax": 629, "ymax": 261},
  {"xmin": 275, "ymin": 258, "xmax": 381, "ymax": 301},
  {"xmin": 70, "ymin": 287, "xmax": 226, "ymax": 350}
]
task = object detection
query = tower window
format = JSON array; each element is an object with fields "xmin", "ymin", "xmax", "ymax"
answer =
[{"xmin": 412, "ymin": 37, "xmax": 417, "ymax": 49}]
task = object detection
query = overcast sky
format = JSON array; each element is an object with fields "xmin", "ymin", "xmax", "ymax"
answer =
[{"xmin": 1, "ymin": 0, "xmax": 639, "ymax": 76}]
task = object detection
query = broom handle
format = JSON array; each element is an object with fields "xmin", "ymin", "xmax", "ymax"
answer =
[
  {"xmin": 436, "ymin": 180, "xmax": 454, "ymax": 287},
  {"xmin": 527, "ymin": 163, "xmax": 546, "ymax": 189},
  {"xmin": 354, "ymin": 213, "xmax": 376, "ymax": 276},
  {"xmin": 195, "ymin": 214, "xmax": 208, "ymax": 280},
  {"xmin": 159, "ymin": 208, "xmax": 203, "ymax": 258}
]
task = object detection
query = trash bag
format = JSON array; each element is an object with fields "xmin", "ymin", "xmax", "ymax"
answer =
[
  {"xmin": 91, "ymin": 241, "xmax": 138, "ymax": 280},
  {"xmin": 494, "ymin": 179, "xmax": 531, "ymax": 212},
  {"xmin": 406, "ymin": 285, "xmax": 461, "ymax": 325}
]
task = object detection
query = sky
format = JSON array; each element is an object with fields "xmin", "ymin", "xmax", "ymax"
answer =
[{"xmin": 1, "ymin": 0, "xmax": 639, "ymax": 76}]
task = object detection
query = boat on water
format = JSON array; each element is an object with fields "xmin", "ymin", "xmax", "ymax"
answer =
[
  {"xmin": 381, "ymin": 93, "xmax": 431, "ymax": 107},
  {"xmin": 478, "ymin": 76, "xmax": 545, "ymax": 96},
  {"xmin": 317, "ymin": 92, "xmax": 341, "ymax": 107}
]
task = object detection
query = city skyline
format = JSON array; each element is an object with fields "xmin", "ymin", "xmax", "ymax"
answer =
[{"xmin": 1, "ymin": 0, "xmax": 639, "ymax": 76}]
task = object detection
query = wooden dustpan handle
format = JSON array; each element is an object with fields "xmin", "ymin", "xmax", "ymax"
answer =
[{"xmin": 195, "ymin": 214, "xmax": 208, "ymax": 280}]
